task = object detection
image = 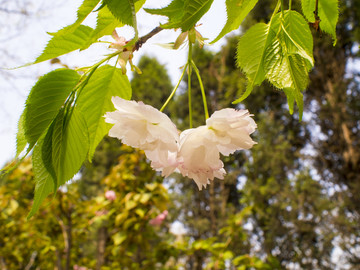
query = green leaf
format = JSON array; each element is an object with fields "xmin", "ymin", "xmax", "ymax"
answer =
[
  {"xmin": 29, "ymin": 105, "xmax": 89, "ymax": 213},
  {"xmin": 211, "ymin": 0, "xmax": 258, "ymax": 44},
  {"xmin": 263, "ymin": 11, "xmax": 313, "ymax": 119},
  {"xmin": 145, "ymin": 0, "xmax": 184, "ymax": 28},
  {"xmin": 82, "ymin": 6, "xmax": 122, "ymax": 49},
  {"xmin": 113, "ymin": 232, "xmax": 127, "ymax": 245},
  {"xmin": 35, "ymin": 25, "xmax": 93, "ymax": 64},
  {"xmin": 74, "ymin": 0, "xmax": 101, "ymax": 27},
  {"xmin": 77, "ymin": 65, "xmax": 131, "ymax": 160},
  {"xmin": 180, "ymin": 0, "xmax": 214, "ymax": 31},
  {"xmin": 82, "ymin": 0, "xmax": 144, "ymax": 49},
  {"xmin": 236, "ymin": 10, "xmax": 313, "ymax": 119},
  {"xmin": 301, "ymin": 0, "xmax": 339, "ymax": 44},
  {"xmin": 145, "ymin": 0, "xmax": 214, "ymax": 31},
  {"xmin": 16, "ymin": 112, "xmax": 27, "ymax": 157},
  {"xmin": 51, "ymin": 106, "xmax": 89, "ymax": 186},
  {"xmin": 27, "ymin": 130, "xmax": 55, "ymax": 219},
  {"xmin": 104, "ymin": 0, "xmax": 145, "ymax": 26},
  {"xmin": 56, "ymin": 0, "xmax": 101, "ymax": 35},
  {"xmin": 41, "ymin": 119, "xmax": 57, "ymax": 189},
  {"xmin": 235, "ymin": 22, "xmax": 270, "ymax": 102},
  {"xmin": 24, "ymin": 69, "xmax": 80, "ymax": 148}
]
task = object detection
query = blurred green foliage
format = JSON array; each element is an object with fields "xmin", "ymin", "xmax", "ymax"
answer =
[{"xmin": 1, "ymin": 1, "xmax": 360, "ymax": 269}]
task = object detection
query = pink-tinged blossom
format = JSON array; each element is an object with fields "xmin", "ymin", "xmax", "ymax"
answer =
[
  {"xmin": 109, "ymin": 32, "xmax": 131, "ymax": 73},
  {"xmin": 104, "ymin": 97, "xmax": 179, "ymax": 175},
  {"xmin": 206, "ymin": 108, "xmax": 257, "ymax": 156},
  {"xmin": 177, "ymin": 126, "xmax": 226, "ymax": 190},
  {"xmin": 105, "ymin": 190, "xmax": 116, "ymax": 201},
  {"xmin": 105, "ymin": 98, "xmax": 257, "ymax": 190},
  {"xmin": 145, "ymin": 148, "xmax": 179, "ymax": 177},
  {"xmin": 109, "ymin": 32, "xmax": 126, "ymax": 50},
  {"xmin": 149, "ymin": 210, "xmax": 168, "ymax": 226}
]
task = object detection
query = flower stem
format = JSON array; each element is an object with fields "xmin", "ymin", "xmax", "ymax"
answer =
[
  {"xmin": 160, "ymin": 64, "xmax": 187, "ymax": 112},
  {"xmin": 191, "ymin": 60, "xmax": 209, "ymax": 120},
  {"xmin": 187, "ymin": 42, "xmax": 193, "ymax": 128}
]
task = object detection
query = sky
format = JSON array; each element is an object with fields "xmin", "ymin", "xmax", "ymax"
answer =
[{"xmin": 0, "ymin": 0, "xmax": 230, "ymax": 167}]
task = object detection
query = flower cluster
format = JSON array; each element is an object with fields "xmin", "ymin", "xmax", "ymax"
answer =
[{"xmin": 105, "ymin": 97, "xmax": 257, "ymax": 190}]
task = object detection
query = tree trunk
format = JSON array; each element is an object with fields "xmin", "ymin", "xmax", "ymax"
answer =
[{"xmin": 96, "ymin": 226, "xmax": 108, "ymax": 270}]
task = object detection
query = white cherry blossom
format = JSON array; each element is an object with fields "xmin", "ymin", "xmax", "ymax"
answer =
[
  {"xmin": 104, "ymin": 97, "xmax": 179, "ymax": 174},
  {"xmin": 177, "ymin": 126, "xmax": 226, "ymax": 190},
  {"xmin": 206, "ymin": 108, "xmax": 257, "ymax": 156},
  {"xmin": 105, "ymin": 98, "xmax": 257, "ymax": 190}
]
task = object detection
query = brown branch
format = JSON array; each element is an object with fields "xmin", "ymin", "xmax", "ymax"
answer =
[
  {"xmin": 314, "ymin": 0, "xmax": 319, "ymax": 19},
  {"xmin": 310, "ymin": 0, "xmax": 321, "ymax": 32},
  {"xmin": 133, "ymin": 26, "xmax": 163, "ymax": 51}
]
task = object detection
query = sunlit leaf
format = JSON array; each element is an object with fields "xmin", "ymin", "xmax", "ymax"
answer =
[
  {"xmin": 24, "ymin": 69, "xmax": 80, "ymax": 148},
  {"xmin": 27, "ymin": 130, "xmax": 55, "ymax": 219},
  {"xmin": 55, "ymin": 0, "xmax": 101, "ymax": 35},
  {"xmin": 35, "ymin": 25, "xmax": 93, "ymax": 64},
  {"xmin": 51, "ymin": 107, "xmax": 89, "ymax": 186},
  {"xmin": 211, "ymin": 0, "xmax": 258, "ymax": 44},
  {"xmin": 82, "ymin": 0, "xmax": 145, "ymax": 49},
  {"xmin": 145, "ymin": 0, "xmax": 214, "ymax": 31},
  {"xmin": 145, "ymin": 0, "xmax": 184, "ymax": 28},
  {"xmin": 236, "ymin": 10, "xmax": 313, "ymax": 119},
  {"xmin": 235, "ymin": 22, "xmax": 270, "ymax": 102},
  {"xmin": 77, "ymin": 65, "xmax": 131, "ymax": 160},
  {"xmin": 301, "ymin": 0, "xmax": 339, "ymax": 44},
  {"xmin": 180, "ymin": 0, "xmax": 214, "ymax": 31},
  {"xmin": 104, "ymin": 0, "xmax": 145, "ymax": 26},
  {"xmin": 16, "ymin": 112, "xmax": 27, "ymax": 157}
]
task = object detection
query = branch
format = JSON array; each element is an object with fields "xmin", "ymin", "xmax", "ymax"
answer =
[
  {"xmin": 0, "ymin": 256, "xmax": 7, "ymax": 270},
  {"xmin": 314, "ymin": 0, "xmax": 319, "ymax": 19},
  {"xmin": 133, "ymin": 26, "xmax": 163, "ymax": 51},
  {"xmin": 310, "ymin": 0, "xmax": 321, "ymax": 32},
  {"xmin": 24, "ymin": 252, "xmax": 37, "ymax": 270},
  {"xmin": 0, "ymin": 7, "xmax": 29, "ymax": 15}
]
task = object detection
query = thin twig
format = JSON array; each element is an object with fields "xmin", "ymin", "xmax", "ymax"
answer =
[
  {"xmin": 310, "ymin": 0, "xmax": 321, "ymax": 32},
  {"xmin": 314, "ymin": 0, "xmax": 319, "ymax": 19},
  {"xmin": 133, "ymin": 26, "xmax": 163, "ymax": 51},
  {"xmin": 24, "ymin": 251, "xmax": 37, "ymax": 270},
  {"xmin": 0, "ymin": 7, "xmax": 29, "ymax": 15}
]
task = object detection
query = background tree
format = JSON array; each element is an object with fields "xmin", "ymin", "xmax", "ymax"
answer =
[
  {"xmin": 164, "ymin": 0, "xmax": 360, "ymax": 268},
  {"xmin": 305, "ymin": 0, "xmax": 360, "ymax": 265},
  {"xmin": 1, "ymin": 1, "xmax": 359, "ymax": 269}
]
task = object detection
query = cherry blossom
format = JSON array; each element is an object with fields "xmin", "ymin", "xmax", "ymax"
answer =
[
  {"xmin": 177, "ymin": 126, "xmax": 226, "ymax": 190},
  {"xmin": 104, "ymin": 97, "xmax": 179, "ymax": 175},
  {"xmin": 206, "ymin": 108, "xmax": 257, "ymax": 155},
  {"xmin": 105, "ymin": 98, "xmax": 257, "ymax": 190}
]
